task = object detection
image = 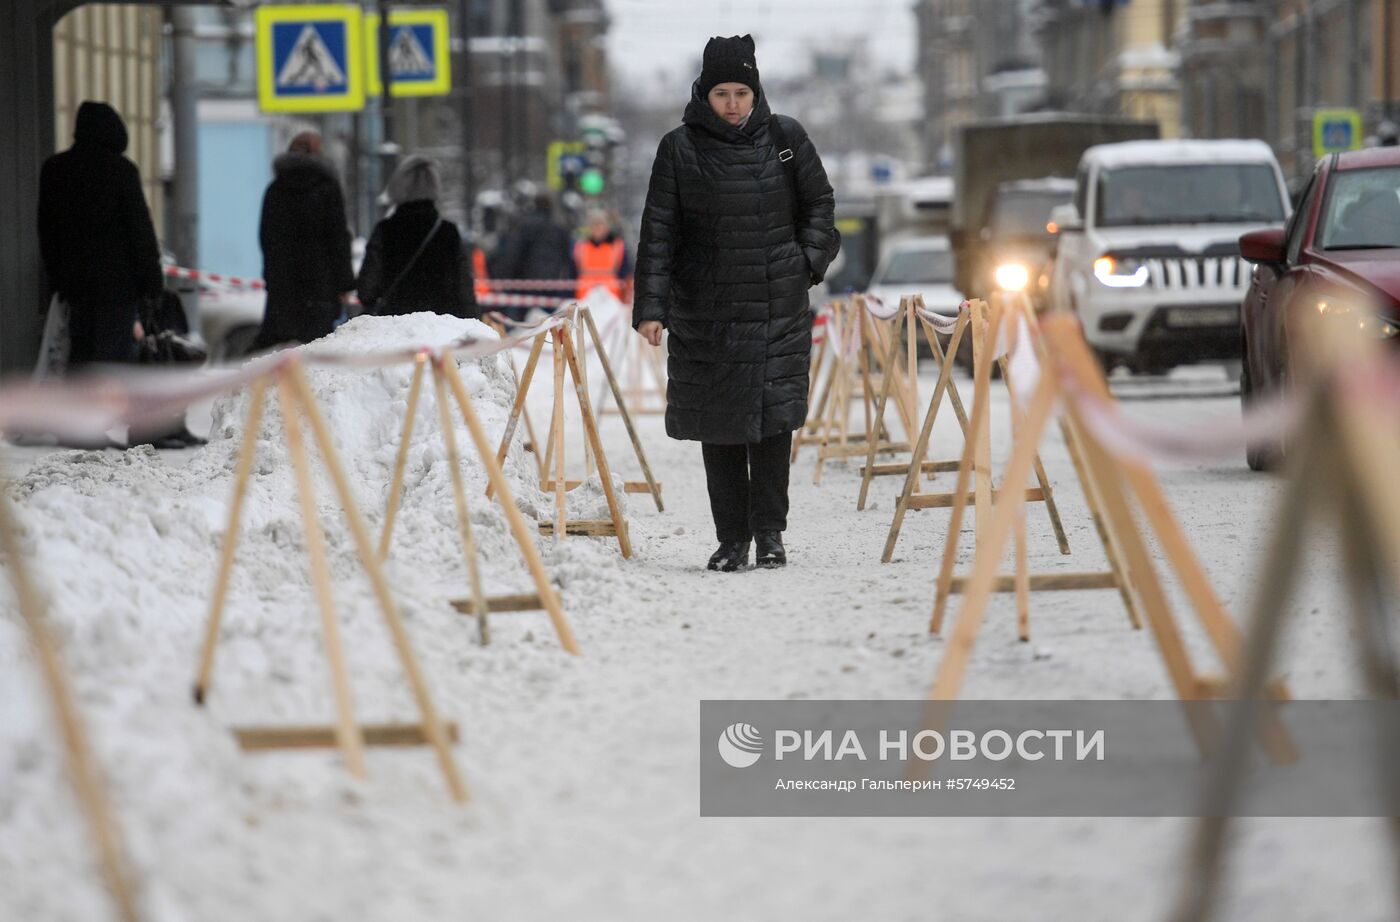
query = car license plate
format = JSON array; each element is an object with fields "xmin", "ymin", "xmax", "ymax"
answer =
[{"xmin": 1165, "ymin": 306, "xmax": 1236, "ymax": 328}]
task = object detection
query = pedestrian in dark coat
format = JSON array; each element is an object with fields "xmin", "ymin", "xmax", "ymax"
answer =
[
  {"xmin": 357, "ymin": 156, "xmax": 479, "ymax": 319},
  {"xmin": 251, "ymin": 132, "xmax": 356, "ymax": 351},
  {"xmin": 633, "ymin": 34, "xmax": 840, "ymax": 572},
  {"xmin": 38, "ymin": 100, "xmax": 162, "ymax": 367},
  {"xmin": 492, "ymin": 193, "xmax": 576, "ymax": 320}
]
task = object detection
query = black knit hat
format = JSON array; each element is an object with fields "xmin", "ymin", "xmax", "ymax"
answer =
[{"xmin": 698, "ymin": 34, "xmax": 759, "ymax": 96}]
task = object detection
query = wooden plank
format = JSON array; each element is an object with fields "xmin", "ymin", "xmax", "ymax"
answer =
[
  {"xmin": 861, "ymin": 459, "xmax": 962, "ymax": 477},
  {"xmin": 451, "ymin": 593, "xmax": 544, "ymax": 614},
  {"xmin": 818, "ymin": 441, "xmax": 911, "ymax": 458},
  {"xmin": 908, "ymin": 487, "xmax": 1045, "ymax": 510},
  {"xmin": 235, "ymin": 722, "xmax": 461, "ymax": 751},
  {"xmin": 541, "ymin": 480, "xmax": 660, "ymax": 495},
  {"xmin": 945, "ymin": 571, "xmax": 1120, "ymax": 593},
  {"xmin": 538, "ymin": 520, "xmax": 621, "ymax": 537}
]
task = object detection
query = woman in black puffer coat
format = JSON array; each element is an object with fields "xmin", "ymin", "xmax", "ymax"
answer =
[
  {"xmin": 634, "ymin": 34, "xmax": 840, "ymax": 572},
  {"xmin": 358, "ymin": 156, "xmax": 479, "ymax": 320}
]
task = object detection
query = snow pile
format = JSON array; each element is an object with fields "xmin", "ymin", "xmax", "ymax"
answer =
[{"xmin": 0, "ymin": 312, "xmax": 633, "ymax": 919}]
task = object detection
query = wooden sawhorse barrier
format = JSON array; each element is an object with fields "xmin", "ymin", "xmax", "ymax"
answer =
[
  {"xmin": 928, "ymin": 313, "xmax": 1294, "ymax": 761},
  {"xmin": 193, "ymin": 360, "xmax": 469, "ymax": 803},
  {"xmin": 0, "ymin": 485, "xmax": 143, "ymax": 921},
  {"xmin": 376, "ymin": 346, "xmax": 582, "ymax": 651},
  {"xmin": 858, "ymin": 295, "xmax": 968, "ymax": 512},
  {"xmin": 1173, "ymin": 319, "xmax": 1400, "ymax": 922},
  {"xmin": 805, "ymin": 298, "xmax": 918, "ymax": 483},
  {"xmin": 489, "ymin": 309, "xmax": 644, "ymax": 556},
  {"xmin": 881, "ymin": 296, "xmax": 1070, "ymax": 567}
]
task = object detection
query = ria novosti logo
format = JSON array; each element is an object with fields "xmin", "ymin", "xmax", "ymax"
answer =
[{"xmin": 718, "ymin": 723, "xmax": 764, "ymax": 768}]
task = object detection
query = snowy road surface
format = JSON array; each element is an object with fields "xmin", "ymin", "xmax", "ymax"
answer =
[{"xmin": 0, "ymin": 313, "xmax": 1391, "ymax": 921}]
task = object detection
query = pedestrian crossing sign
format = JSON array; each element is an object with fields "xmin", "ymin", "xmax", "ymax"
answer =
[
  {"xmin": 256, "ymin": 4, "xmax": 365, "ymax": 113},
  {"xmin": 366, "ymin": 9, "xmax": 452, "ymax": 98}
]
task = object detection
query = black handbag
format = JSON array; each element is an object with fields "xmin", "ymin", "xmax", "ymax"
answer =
[
  {"xmin": 139, "ymin": 291, "xmax": 208, "ymax": 365},
  {"xmin": 373, "ymin": 218, "xmax": 443, "ymax": 314}
]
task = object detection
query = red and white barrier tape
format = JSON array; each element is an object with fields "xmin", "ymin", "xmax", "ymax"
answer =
[
  {"xmin": 165, "ymin": 264, "xmax": 585, "ymax": 296},
  {"xmin": 164, "ymin": 265, "xmax": 265, "ymax": 290}
]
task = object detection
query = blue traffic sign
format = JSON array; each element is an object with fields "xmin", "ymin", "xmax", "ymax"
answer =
[{"xmin": 256, "ymin": 5, "xmax": 365, "ymax": 113}]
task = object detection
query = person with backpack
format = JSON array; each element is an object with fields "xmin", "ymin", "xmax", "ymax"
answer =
[
  {"xmin": 632, "ymin": 34, "xmax": 841, "ymax": 572},
  {"xmin": 357, "ymin": 156, "xmax": 479, "ymax": 319}
]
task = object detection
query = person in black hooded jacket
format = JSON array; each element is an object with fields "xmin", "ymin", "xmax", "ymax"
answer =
[
  {"xmin": 38, "ymin": 100, "xmax": 163, "ymax": 367},
  {"xmin": 250, "ymin": 131, "xmax": 356, "ymax": 351},
  {"xmin": 357, "ymin": 155, "xmax": 479, "ymax": 319},
  {"xmin": 633, "ymin": 34, "xmax": 840, "ymax": 572}
]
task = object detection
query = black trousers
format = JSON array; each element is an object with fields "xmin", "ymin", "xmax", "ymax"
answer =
[{"xmin": 701, "ymin": 432, "xmax": 793, "ymax": 543}]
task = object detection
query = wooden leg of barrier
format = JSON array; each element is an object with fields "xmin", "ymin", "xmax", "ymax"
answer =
[
  {"xmin": 431, "ymin": 359, "xmax": 492, "ymax": 646},
  {"xmin": 813, "ymin": 340, "xmax": 848, "ymax": 486},
  {"xmin": 883, "ymin": 314, "xmax": 969, "ymax": 563},
  {"xmin": 1067, "ymin": 402, "xmax": 1217, "ymax": 754},
  {"xmin": 1171, "ymin": 428, "xmax": 1319, "ymax": 922},
  {"xmin": 797, "ymin": 336, "xmax": 836, "ymax": 463},
  {"xmin": 194, "ymin": 378, "xmax": 267, "ymax": 704},
  {"xmin": 285, "ymin": 364, "xmax": 468, "ymax": 804},
  {"xmin": 438, "ymin": 356, "xmax": 580, "ymax": 655},
  {"xmin": 1058, "ymin": 414, "xmax": 1143, "ymax": 630},
  {"xmin": 489, "ymin": 331, "xmax": 547, "ymax": 499},
  {"xmin": 560, "ymin": 326, "xmax": 632, "ymax": 558},
  {"xmin": 277, "ymin": 376, "xmax": 367, "ymax": 777},
  {"xmin": 930, "ymin": 316, "xmax": 991, "ymax": 632},
  {"xmin": 972, "ymin": 301, "xmax": 999, "ymax": 539},
  {"xmin": 583, "ymin": 307, "xmax": 664, "ymax": 513},
  {"xmin": 859, "ymin": 301, "xmax": 907, "ymax": 511},
  {"xmin": 997, "ymin": 355, "xmax": 1072, "ymax": 556},
  {"xmin": 551, "ymin": 329, "xmax": 567, "ymax": 544},
  {"xmin": 906, "ymin": 297, "xmax": 919, "ymax": 435},
  {"xmin": 1015, "ymin": 503, "xmax": 1030, "ymax": 642},
  {"xmin": 929, "ymin": 370, "xmax": 1059, "ymax": 699},
  {"xmin": 379, "ymin": 355, "xmax": 427, "ymax": 561},
  {"xmin": 0, "ymin": 494, "xmax": 142, "ymax": 922},
  {"xmin": 577, "ymin": 316, "xmax": 595, "ymax": 477},
  {"xmin": 1008, "ymin": 384, "xmax": 1030, "ymax": 642}
]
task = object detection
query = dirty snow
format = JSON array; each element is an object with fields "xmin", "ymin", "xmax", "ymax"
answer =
[{"xmin": 0, "ymin": 310, "xmax": 1392, "ymax": 921}]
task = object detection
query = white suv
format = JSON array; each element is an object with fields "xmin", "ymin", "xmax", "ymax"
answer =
[{"xmin": 1048, "ymin": 139, "xmax": 1290, "ymax": 374}]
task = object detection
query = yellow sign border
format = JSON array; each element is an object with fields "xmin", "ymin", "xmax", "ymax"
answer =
[
  {"xmin": 366, "ymin": 8, "xmax": 453, "ymax": 98},
  {"xmin": 1312, "ymin": 108, "xmax": 1363, "ymax": 159},
  {"xmin": 256, "ymin": 4, "xmax": 365, "ymax": 114}
]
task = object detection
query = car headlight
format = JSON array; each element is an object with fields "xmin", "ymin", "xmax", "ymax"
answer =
[
  {"xmin": 994, "ymin": 262, "xmax": 1031, "ymax": 292},
  {"xmin": 1093, "ymin": 255, "xmax": 1149, "ymax": 288}
]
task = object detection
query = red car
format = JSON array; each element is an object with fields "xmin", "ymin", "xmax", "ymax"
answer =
[{"xmin": 1238, "ymin": 146, "xmax": 1400, "ymax": 469}]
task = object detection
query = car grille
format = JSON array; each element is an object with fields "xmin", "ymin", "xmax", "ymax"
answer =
[{"xmin": 1141, "ymin": 255, "xmax": 1251, "ymax": 291}]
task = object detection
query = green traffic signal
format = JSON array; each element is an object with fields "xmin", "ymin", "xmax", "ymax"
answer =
[{"xmin": 579, "ymin": 168, "xmax": 605, "ymax": 196}]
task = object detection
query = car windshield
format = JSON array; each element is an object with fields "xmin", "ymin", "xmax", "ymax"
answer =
[
  {"xmin": 989, "ymin": 190, "xmax": 1073, "ymax": 237},
  {"xmin": 1095, "ymin": 164, "xmax": 1285, "ymax": 227},
  {"xmin": 878, "ymin": 248, "xmax": 954, "ymax": 285},
  {"xmin": 1318, "ymin": 166, "xmax": 1400, "ymax": 250}
]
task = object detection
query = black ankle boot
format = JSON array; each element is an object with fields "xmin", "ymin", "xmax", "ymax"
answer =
[
  {"xmin": 755, "ymin": 531, "xmax": 786, "ymax": 568},
  {"xmin": 707, "ymin": 540, "xmax": 750, "ymax": 572}
]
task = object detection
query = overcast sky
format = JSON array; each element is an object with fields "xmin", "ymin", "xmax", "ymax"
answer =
[{"xmin": 603, "ymin": 0, "xmax": 917, "ymax": 97}]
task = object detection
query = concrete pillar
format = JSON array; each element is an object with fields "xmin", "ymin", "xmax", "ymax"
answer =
[{"xmin": 0, "ymin": 1, "xmax": 56, "ymax": 373}]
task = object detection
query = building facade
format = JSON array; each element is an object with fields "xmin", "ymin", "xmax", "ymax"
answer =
[
  {"xmin": 1037, "ymin": 0, "xmax": 1186, "ymax": 136},
  {"xmin": 51, "ymin": 4, "xmax": 164, "ymax": 237}
]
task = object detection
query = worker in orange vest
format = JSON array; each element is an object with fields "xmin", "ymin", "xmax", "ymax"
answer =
[{"xmin": 573, "ymin": 208, "xmax": 633, "ymax": 303}]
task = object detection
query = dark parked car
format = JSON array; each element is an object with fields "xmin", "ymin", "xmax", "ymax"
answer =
[{"xmin": 1238, "ymin": 146, "xmax": 1400, "ymax": 470}]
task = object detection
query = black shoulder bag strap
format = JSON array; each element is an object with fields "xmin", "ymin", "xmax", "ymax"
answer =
[
  {"xmin": 374, "ymin": 217, "xmax": 443, "ymax": 312},
  {"xmin": 767, "ymin": 115, "xmax": 801, "ymax": 221}
]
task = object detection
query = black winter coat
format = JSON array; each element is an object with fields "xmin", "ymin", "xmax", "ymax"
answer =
[
  {"xmin": 358, "ymin": 201, "xmax": 479, "ymax": 319},
  {"xmin": 38, "ymin": 101, "xmax": 163, "ymax": 348},
  {"xmin": 492, "ymin": 211, "xmax": 576, "ymax": 300},
  {"xmin": 253, "ymin": 152, "xmax": 355, "ymax": 349},
  {"xmin": 634, "ymin": 82, "xmax": 840, "ymax": 444}
]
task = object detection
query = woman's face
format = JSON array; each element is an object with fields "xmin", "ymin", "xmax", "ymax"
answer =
[{"xmin": 707, "ymin": 83, "xmax": 754, "ymax": 126}]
